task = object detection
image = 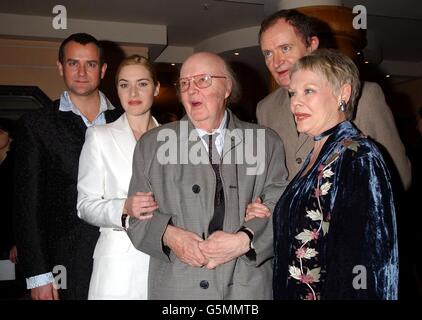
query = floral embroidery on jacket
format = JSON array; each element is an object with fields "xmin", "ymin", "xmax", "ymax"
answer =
[{"xmin": 288, "ymin": 138, "xmax": 360, "ymax": 300}]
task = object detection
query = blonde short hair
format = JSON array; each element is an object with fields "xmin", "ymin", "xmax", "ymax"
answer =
[{"xmin": 290, "ymin": 49, "xmax": 361, "ymax": 120}]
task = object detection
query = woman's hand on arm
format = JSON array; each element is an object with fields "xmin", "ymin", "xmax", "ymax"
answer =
[
  {"xmin": 124, "ymin": 191, "xmax": 158, "ymax": 220},
  {"xmin": 244, "ymin": 197, "xmax": 271, "ymax": 222}
]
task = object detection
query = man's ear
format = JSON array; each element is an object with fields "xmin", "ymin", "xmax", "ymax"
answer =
[
  {"xmin": 308, "ymin": 36, "xmax": 319, "ymax": 52},
  {"xmin": 56, "ymin": 60, "xmax": 64, "ymax": 77},
  {"xmin": 224, "ymin": 78, "xmax": 233, "ymax": 99},
  {"xmin": 100, "ymin": 63, "xmax": 107, "ymax": 79}
]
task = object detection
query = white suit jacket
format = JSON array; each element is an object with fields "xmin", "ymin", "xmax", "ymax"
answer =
[{"xmin": 77, "ymin": 113, "xmax": 159, "ymax": 258}]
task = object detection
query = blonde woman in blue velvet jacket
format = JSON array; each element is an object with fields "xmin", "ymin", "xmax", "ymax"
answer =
[{"xmin": 248, "ymin": 49, "xmax": 398, "ymax": 300}]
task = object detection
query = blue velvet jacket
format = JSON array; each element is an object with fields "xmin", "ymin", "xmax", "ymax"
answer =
[{"xmin": 273, "ymin": 121, "xmax": 399, "ymax": 300}]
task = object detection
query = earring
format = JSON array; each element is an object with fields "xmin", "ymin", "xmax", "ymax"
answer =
[{"xmin": 338, "ymin": 100, "xmax": 347, "ymax": 112}]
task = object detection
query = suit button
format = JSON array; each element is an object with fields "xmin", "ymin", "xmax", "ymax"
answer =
[
  {"xmin": 192, "ymin": 184, "xmax": 200, "ymax": 194},
  {"xmin": 296, "ymin": 157, "xmax": 302, "ymax": 164},
  {"xmin": 199, "ymin": 280, "xmax": 209, "ymax": 289}
]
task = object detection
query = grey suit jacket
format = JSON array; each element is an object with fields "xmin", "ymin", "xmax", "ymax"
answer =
[
  {"xmin": 127, "ymin": 110, "xmax": 288, "ymax": 299},
  {"xmin": 257, "ymin": 82, "xmax": 411, "ymax": 189}
]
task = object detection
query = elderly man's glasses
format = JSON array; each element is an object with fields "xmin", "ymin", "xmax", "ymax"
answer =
[{"xmin": 176, "ymin": 74, "xmax": 227, "ymax": 93}]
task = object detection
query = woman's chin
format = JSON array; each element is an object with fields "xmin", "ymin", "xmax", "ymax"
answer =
[{"xmin": 295, "ymin": 124, "xmax": 307, "ymax": 135}]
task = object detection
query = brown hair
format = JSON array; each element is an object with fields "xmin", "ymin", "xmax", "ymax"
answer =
[
  {"xmin": 59, "ymin": 33, "xmax": 104, "ymax": 65},
  {"xmin": 259, "ymin": 9, "xmax": 318, "ymax": 47}
]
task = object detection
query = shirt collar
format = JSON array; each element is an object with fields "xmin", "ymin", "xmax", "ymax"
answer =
[
  {"xmin": 195, "ymin": 110, "xmax": 227, "ymax": 155},
  {"xmin": 195, "ymin": 110, "xmax": 228, "ymax": 139},
  {"xmin": 59, "ymin": 91, "xmax": 115, "ymax": 127},
  {"xmin": 59, "ymin": 90, "xmax": 115, "ymax": 115}
]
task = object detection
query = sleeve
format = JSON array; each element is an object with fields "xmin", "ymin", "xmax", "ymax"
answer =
[
  {"xmin": 324, "ymin": 152, "xmax": 399, "ymax": 300},
  {"xmin": 355, "ymin": 82, "xmax": 411, "ymax": 190},
  {"xmin": 126, "ymin": 138, "xmax": 173, "ymax": 262},
  {"xmin": 26, "ymin": 272, "xmax": 54, "ymax": 289},
  {"xmin": 13, "ymin": 114, "xmax": 50, "ymax": 278},
  {"xmin": 242, "ymin": 130, "xmax": 289, "ymax": 266},
  {"xmin": 76, "ymin": 127, "xmax": 125, "ymax": 228}
]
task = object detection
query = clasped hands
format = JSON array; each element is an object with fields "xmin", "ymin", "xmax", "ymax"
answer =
[
  {"xmin": 163, "ymin": 226, "xmax": 250, "ymax": 269},
  {"xmin": 163, "ymin": 197, "xmax": 271, "ymax": 269}
]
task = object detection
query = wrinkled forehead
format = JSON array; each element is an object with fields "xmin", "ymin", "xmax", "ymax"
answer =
[
  {"xmin": 261, "ymin": 18, "xmax": 304, "ymax": 45},
  {"xmin": 180, "ymin": 54, "xmax": 226, "ymax": 78}
]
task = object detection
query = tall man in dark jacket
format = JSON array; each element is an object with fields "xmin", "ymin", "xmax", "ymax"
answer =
[{"xmin": 13, "ymin": 33, "xmax": 120, "ymax": 300}]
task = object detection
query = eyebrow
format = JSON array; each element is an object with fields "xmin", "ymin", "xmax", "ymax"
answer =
[
  {"xmin": 276, "ymin": 43, "xmax": 293, "ymax": 50},
  {"xmin": 179, "ymin": 73, "xmax": 208, "ymax": 79},
  {"xmin": 66, "ymin": 59, "xmax": 98, "ymax": 63},
  {"xmin": 118, "ymin": 78, "xmax": 151, "ymax": 82}
]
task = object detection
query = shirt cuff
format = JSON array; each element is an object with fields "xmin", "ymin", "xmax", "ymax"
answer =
[{"xmin": 26, "ymin": 272, "xmax": 54, "ymax": 289}]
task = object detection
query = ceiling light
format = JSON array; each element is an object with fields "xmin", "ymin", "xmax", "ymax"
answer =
[
  {"xmin": 234, "ymin": 52, "xmax": 239, "ymax": 56},
  {"xmin": 364, "ymin": 61, "xmax": 369, "ymax": 64},
  {"xmin": 171, "ymin": 63, "xmax": 175, "ymax": 66},
  {"xmin": 357, "ymin": 52, "xmax": 361, "ymax": 55},
  {"xmin": 386, "ymin": 74, "xmax": 390, "ymax": 78}
]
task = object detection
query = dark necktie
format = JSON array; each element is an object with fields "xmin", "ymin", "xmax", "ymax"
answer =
[{"xmin": 207, "ymin": 133, "xmax": 225, "ymax": 234}]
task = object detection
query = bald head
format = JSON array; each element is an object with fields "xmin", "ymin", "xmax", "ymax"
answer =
[
  {"xmin": 179, "ymin": 52, "xmax": 241, "ymax": 132},
  {"xmin": 180, "ymin": 52, "xmax": 240, "ymax": 106},
  {"xmin": 181, "ymin": 52, "xmax": 226, "ymax": 75}
]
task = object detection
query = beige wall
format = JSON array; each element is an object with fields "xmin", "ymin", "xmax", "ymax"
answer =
[{"xmin": 0, "ymin": 37, "xmax": 148, "ymax": 100}]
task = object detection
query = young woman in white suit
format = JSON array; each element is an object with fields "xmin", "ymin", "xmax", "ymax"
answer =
[{"xmin": 77, "ymin": 55, "xmax": 160, "ymax": 299}]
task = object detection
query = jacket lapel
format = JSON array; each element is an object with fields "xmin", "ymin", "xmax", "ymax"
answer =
[
  {"xmin": 222, "ymin": 110, "xmax": 242, "ymax": 160},
  {"xmin": 57, "ymin": 110, "xmax": 87, "ymax": 145},
  {"xmin": 222, "ymin": 111, "xmax": 244, "ymax": 231},
  {"xmin": 109, "ymin": 114, "xmax": 137, "ymax": 165},
  {"xmin": 279, "ymin": 88, "xmax": 300, "ymax": 142}
]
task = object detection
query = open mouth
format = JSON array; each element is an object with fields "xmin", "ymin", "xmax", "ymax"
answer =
[
  {"xmin": 191, "ymin": 101, "xmax": 202, "ymax": 107},
  {"xmin": 277, "ymin": 70, "xmax": 289, "ymax": 78}
]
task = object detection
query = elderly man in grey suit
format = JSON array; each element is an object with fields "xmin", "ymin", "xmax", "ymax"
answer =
[
  {"xmin": 257, "ymin": 9, "xmax": 411, "ymax": 189},
  {"xmin": 127, "ymin": 52, "xmax": 288, "ymax": 299}
]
